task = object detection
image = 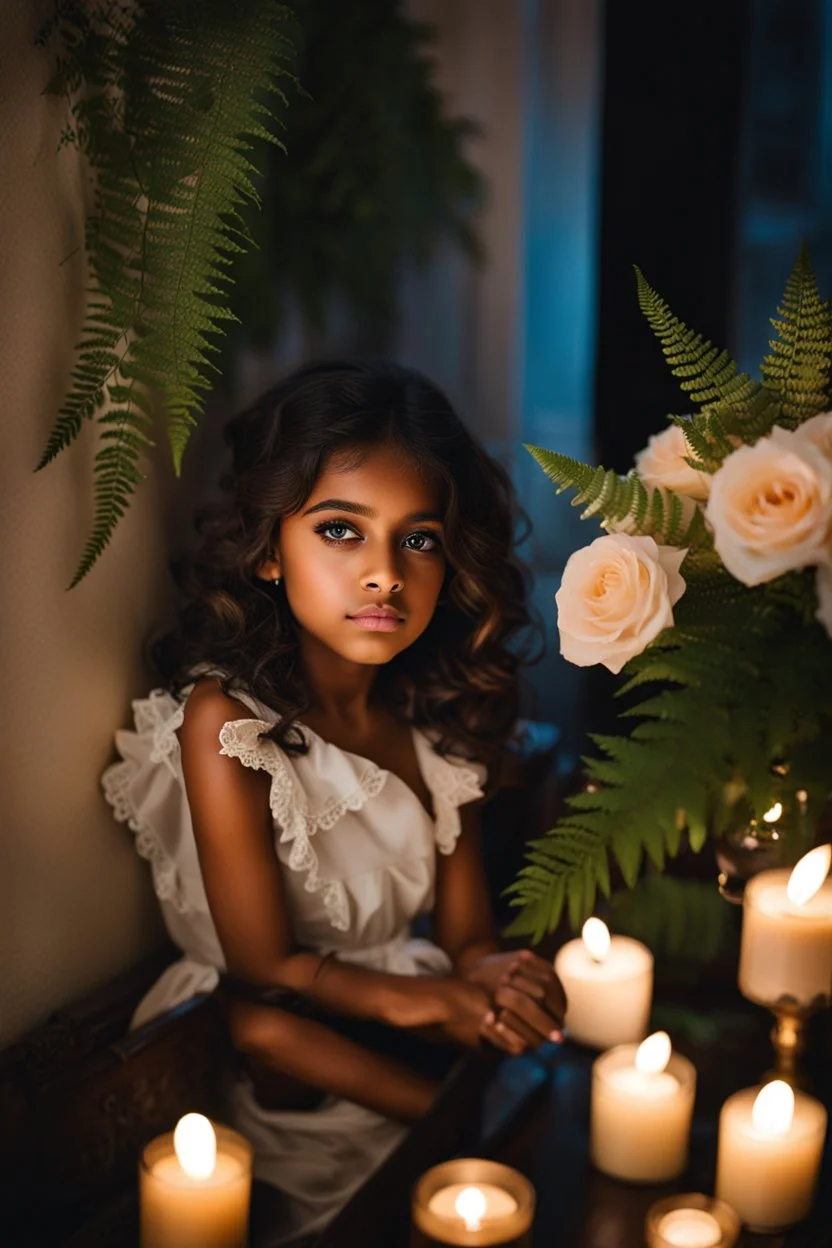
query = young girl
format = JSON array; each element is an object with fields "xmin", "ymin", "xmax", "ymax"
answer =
[{"xmin": 103, "ymin": 359, "xmax": 565, "ymax": 1244}]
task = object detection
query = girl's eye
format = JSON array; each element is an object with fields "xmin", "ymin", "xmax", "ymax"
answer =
[
  {"xmin": 403, "ymin": 531, "xmax": 441, "ymax": 552},
  {"xmin": 316, "ymin": 521, "xmax": 359, "ymax": 543}
]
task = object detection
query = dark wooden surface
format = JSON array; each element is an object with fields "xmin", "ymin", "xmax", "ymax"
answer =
[{"xmin": 369, "ymin": 984, "xmax": 832, "ymax": 1248}]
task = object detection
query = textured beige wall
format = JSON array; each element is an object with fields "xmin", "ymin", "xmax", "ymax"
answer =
[{"xmin": 0, "ymin": 0, "xmax": 172, "ymax": 1046}]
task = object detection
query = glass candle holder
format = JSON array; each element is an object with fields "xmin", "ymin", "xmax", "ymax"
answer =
[
  {"xmin": 590, "ymin": 1044, "xmax": 696, "ymax": 1183},
  {"xmin": 140, "ymin": 1120, "xmax": 253, "ymax": 1248},
  {"xmin": 411, "ymin": 1158, "xmax": 535, "ymax": 1247},
  {"xmin": 645, "ymin": 1193, "xmax": 741, "ymax": 1248}
]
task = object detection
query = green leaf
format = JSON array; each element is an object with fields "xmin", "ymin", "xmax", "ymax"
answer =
[
  {"xmin": 524, "ymin": 444, "xmax": 707, "ymax": 547},
  {"xmin": 761, "ymin": 243, "xmax": 832, "ymax": 427}
]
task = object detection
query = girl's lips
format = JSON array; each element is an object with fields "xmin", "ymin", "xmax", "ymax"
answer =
[{"xmin": 348, "ymin": 615, "xmax": 402, "ymax": 632}]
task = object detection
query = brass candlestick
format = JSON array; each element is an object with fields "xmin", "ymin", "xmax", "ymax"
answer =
[{"xmin": 765, "ymin": 995, "xmax": 827, "ymax": 1089}]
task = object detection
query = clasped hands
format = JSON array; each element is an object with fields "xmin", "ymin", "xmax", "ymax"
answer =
[{"xmin": 455, "ymin": 949, "xmax": 567, "ymax": 1057}]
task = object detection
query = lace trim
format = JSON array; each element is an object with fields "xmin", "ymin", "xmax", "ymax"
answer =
[
  {"xmin": 132, "ymin": 687, "xmax": 186, "ymax": 775},
  {"xmin": 102, "ymin": 759, "xmax": 186, "ymax": 911},
  {"xmin": 415, "ymin": 735, "xmax": 485, "ymax": 854},
  {"xmin": 217, "ymin": 718, "xmax": 388, "ymax": 932}
]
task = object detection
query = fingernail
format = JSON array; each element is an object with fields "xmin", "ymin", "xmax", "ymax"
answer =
[
  {"xmin": 549, "ymin": 1029, "xmax": 564, "ymax": 1043},
  {"xmin": 484, "ymin": 1011, "xmax": 495, "ymax": 1025}
]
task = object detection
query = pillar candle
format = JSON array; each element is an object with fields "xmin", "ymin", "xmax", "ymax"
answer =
[
  {"xmin": 554, "ymin": 918, "xmax": 653, "ymax": 1049},
  {"xmin": 140, "ymin": 1115, "xmax": 253, "ymax": 1248},
  {"xmin": 715, "ymin": 1081, "xmax": 827, "ymax": 1232},
  {"xmin": 590, "ymin": 1031, "xmax": 696, "ymax": 1183},
  {"xmin": 738, "ymin": 845, "xmax": 832, "ymax": 1008}
]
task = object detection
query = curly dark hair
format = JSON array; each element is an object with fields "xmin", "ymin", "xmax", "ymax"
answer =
[{"xmin": 152, "ymin": 359, "xmax": 542, "ymax": 776}]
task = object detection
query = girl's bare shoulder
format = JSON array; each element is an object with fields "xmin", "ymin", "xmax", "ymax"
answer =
[{"xmin": 178, "ymin": 676, "xmax": 257, "ymax": 751}]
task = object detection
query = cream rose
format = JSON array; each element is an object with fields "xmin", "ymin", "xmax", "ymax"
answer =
[
  {"xmin": 635, "ymin": 422, "xmax": 712, "ymax": 501},
  {"xmin": 816, "ymin": 563, "xmax": 832, "ymax": 640},
  {"xmin": 705, "ymin": 426, "xmax": 832, "ymax": 586},
  {"xmin": 556, "ymin": 534, "xmax": 687, "ymax": 674},
  {"xmin": 794, "ymin": 410, "xmax": 832, "ymax": 459}
]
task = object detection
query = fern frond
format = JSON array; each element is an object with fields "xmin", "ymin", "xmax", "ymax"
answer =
[
  {"xmin": 40, "ymin": 0, "xmax": 295, "ymax": 582},
  {"xmin": 69, "ymin": 388, "xmax": 154, "ymax": 588},
  {"xmin": 524, "ymin": 444, "xmax": 707, "ymax": 547},
  {"xmin": 635, "ymin": 267, "xmax": 760, "ymax": 411},
  {"xmin": 761, "ymin": 244, "xmax": 832, "ymax": 427},
  {"xmin": 636, "ymin": 268, "xmax": 781, "ymax": 461}
]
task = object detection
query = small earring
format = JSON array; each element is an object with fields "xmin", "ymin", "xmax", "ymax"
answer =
[{"xmin": 273, "ymin": 576, "xmax": 281, "ymax": 586}]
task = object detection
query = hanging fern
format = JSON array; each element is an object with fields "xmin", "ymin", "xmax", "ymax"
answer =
[
  {"xmin": 37, "ymin": 0, "xmax": 294, "ymax": 585},
  {"xmin": 507, "ymin": 248, "xmax": 832, "ymax": 940}
]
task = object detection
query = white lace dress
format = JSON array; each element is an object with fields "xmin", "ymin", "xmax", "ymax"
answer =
[{"xmin": 102, "ymin": 684, "xmax": 485, "ymax": 1244}]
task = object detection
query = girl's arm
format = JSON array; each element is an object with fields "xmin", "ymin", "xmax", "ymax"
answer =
[
  {"xmin": 433, "ymin": 800, "xmax": 567, "ymax": 1052},
  {"xmin": 178, "ymin": 682, "xmax": 501, "ymax": 1048},
  {"xmin": 226, "ymin": 1000, "xmax": 439, "ymax": 1123}
]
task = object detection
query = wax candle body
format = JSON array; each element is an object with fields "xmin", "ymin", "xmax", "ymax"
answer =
[
  {"xmin": 554, "ymin": 935, "xmax": 653, "ymax": 1049},
  {"xmin": 715, "ymin": 1087, "xmax": 827, "ymax": 1231},
  {"xmin": 590, "ymin": 1045, "xmax": 696, "ymax": 1183},
  {"xmin": 738, "ymin": 870, "xmax": 832, "ymax": 1007},
  {"xmin": 140, "ymin": 1124, "xmax": 252, "ymax": 1248}
]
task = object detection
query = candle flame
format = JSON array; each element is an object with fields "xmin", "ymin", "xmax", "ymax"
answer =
[
  {"xmin": 454, "ymin": 1185, "xmax": 487, "ymax": 1231},
  {"xmin": 581, "ymin": 916, "xmax": 611, "ymax": 963},
  {"xmin": 786, "ymin": 843, "xmax": 831, "ymax": 907},
  {"xmin": 752, "ymin": 1080, "xmax": 794, "ymax": 1137},
  {"xmin": 173, "ymin": 1113, "xmax": 217, "ymax": 1180},
  {"xmin": 635, "ymin": 1030, "xmax": 672, "ymax": 1075},
  {"xmin": 762, "ymin": 801, "xmax": 783, "ymax": 823}
]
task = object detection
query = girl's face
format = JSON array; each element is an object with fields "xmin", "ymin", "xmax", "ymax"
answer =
[{"xmin": 266, "ymin": 443, "xmax": 447, "ymax": 667}]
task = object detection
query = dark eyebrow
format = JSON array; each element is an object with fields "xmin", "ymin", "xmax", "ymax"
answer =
[{"xmin": 302, "ymin": 498, "xmax": 443, "ymax": 524}]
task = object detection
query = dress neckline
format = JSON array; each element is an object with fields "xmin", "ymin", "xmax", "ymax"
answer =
[{"xmin": 295, "ymin": 720, "xmax": 436, "ymax": 823}]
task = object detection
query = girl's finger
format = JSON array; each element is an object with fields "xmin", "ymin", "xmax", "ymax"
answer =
[
  {"xmin": 504, "ymin": 968, "xmax": 546, "ymax": 1000},
  {"xmin": 479, "ymin": 1011, "xmax": 526, "ymax": 1056},
  {"xmin": 494, "ymin": 983, "xmax": 558, "ymax": 1042},
  {"xmin": 506, "ymin": 968, "xmax": 565, "ymax": 1024},
  {"xmin": 513, "ymin": 954, "xmax": 568, "ymax": 1020},
  {"xmin": 493, "ymin": 1007, "xmax": 544, "ymax": 1050}
]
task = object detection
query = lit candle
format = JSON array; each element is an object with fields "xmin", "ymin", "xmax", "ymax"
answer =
[
  {"xmin": 139, "ymin": 1114, "xmax": 253, "ymax": 1248},
  {"xmin": 656, "ymin": 1210, "xmax": 723, "ymax": 1248},
  {"xmin": 411, "ymin": 1158, "xmax": 535, "ymax": 1246},
  {"xmin": 739, "ymin": 844, "xmax": 832, "ymax": 1008},
  {"xmin": 590, "ymin": 1031, "xmax": 696, "ymax": 1183},
  {"xmin": 645, "ymin": 1194, "xmax": 740, "ymax": 1248},
  {"xmin": 715, "ymin": 1080, "xmax": 828, "ymax": 1232},
  {"xmin": 554, "ymin": 918, "xmax": 653, "ymax": 1049}
]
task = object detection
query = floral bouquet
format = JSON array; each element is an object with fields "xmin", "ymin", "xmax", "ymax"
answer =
[{"xmin": 508, "ymin": 247, "xmax": 832, "ymax": 941}]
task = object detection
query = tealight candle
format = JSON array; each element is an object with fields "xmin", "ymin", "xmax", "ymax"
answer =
[
  {"xmin": 554, "ymin": 918, "xmax": 653, "ymax": 1049},
  {"xmin": 739, "ymin": 845, "xmax": 832, "ymax": 1008},
  {"xmin": 139, "ymin": 1113, "xmax": 253, "ymax": 1248},
  {"xmin": 715, "ymin": 1080, "xmax": 828, "ymax": 1231},
  {"xmin": 590, "ymin": 1031, "xmax": 696, "ymax": 1183},
  {"xmin": 411, "ymin": 1158, "xmax": 535, "ymax": 1247},
  {"xmin": 645, "ymin": 1194, "xmax": 741, "ymax": 1248}
]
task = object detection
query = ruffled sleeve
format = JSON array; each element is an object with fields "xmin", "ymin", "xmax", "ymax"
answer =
[
  {"xmin": 413, "ymin": 731, "xmax": 486, "ymax": 855},
  {"xmin": 102, "ymin": 689, "xmax": 207, "ymax": 915}
]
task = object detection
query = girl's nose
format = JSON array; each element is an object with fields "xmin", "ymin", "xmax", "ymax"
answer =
[
  {"xmin": 361, "ymin": 554, "xmax": 405, "ymax": 594},
  {"xmin": 362, "ymin": 574, "xmax": 405, "ymax": 593}
]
